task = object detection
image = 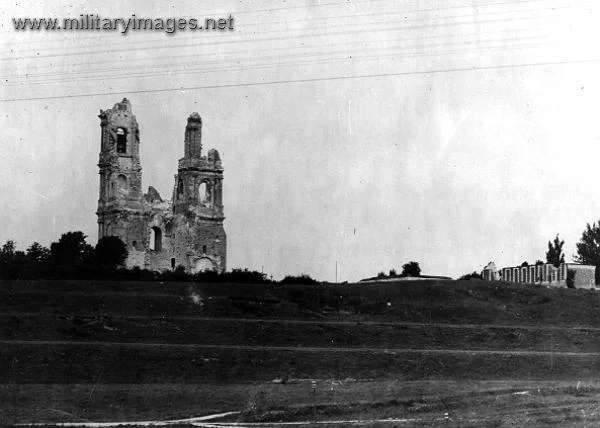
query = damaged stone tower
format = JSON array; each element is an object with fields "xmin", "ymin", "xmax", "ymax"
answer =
[{"xmin": 97, "ymin": 98, "xmax": 226, "ymax": 273}]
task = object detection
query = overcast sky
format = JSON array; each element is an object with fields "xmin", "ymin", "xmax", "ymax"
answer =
[{"xmin": 2, "ymin": 0, "xmax": 600, "ymax": 281}]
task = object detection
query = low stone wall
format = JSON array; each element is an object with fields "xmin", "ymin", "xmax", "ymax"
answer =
[{"xmin": 482, "ymin": 262, "xmax": 597, "ymax": 290}]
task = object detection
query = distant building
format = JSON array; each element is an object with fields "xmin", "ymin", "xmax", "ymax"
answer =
[
  {"xmin": 481, "ymin": 262, "xmax": 497, "ymax": 281},
  {"xmin": 481, "ymin": 261, "xmax": 596, "ymax": 289}
]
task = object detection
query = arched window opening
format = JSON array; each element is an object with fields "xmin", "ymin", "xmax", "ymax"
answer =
[
  {"xmin": 149, "ymin": 229, "xmax": 155, "ymax": 250},
  {"xmin": 149, "ymin": 226, "xmax": 162, "ymax": 252},
  {"xmin": 202, "ymin": 245, "xmax": 207, "ymax": 253},
  {"xmin": 116, "ymin": 128, "xmax": 127, "ymax": 153},
  {"xmin": 198, "ymin": 181, "xmax": 208, "ymax": 203},
  {"xmin": 177, "ymin": 180, "xmax": 184, "ymax": 199},
  {"xmin": 192, "ymin": 258, "xmax": 215, "ymax": 273}
]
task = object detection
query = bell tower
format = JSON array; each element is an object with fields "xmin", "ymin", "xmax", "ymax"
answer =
[
  {"xmin": 171, "ymin": 113, "xmax": 226, "ymax": 272},
  {"xmin": 172, "ymin": 113, "xmax": 224, "ymax": 220},
  {"xmin": 96, "ymin": 98, "xmax": 145, "ymax": 245}
]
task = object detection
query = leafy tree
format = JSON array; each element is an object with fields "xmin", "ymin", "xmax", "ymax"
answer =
[
  {"xmin": 574, "ymin": 221, "xmax": 600, "ymax": 266},
  {"xmin": 535, "ymin": 260, "xmax": 544, "ymax": 266},
  {"xmin": 574, "ymin": 221, "xmax": 600, "ymax": 285},
  {"xmin": 26, "ymin": 242, "xmax": 50, "ymax": 264},
  {"xmin": 401, "ymin": 261, "xmax": 421, "ymax": 277},
  {"xmin": 520, "ymin": 261, "xmax": 529, "ymax": 267},
  {"xmin": 50, "ymin": 231, "xmax": 95, "ymax": 266},
  {"xmin": 546, "ymin": 234, "xmax": 565, "ymax": 268},
  {"xmin": 0, "ymin": 240, "xmax": 28, "ymax": 279},
  {"xmin": 377, "ymin": 271, "xmax": 386, "ymax": 278},
  {"xmin": 0, "ymin": 240, "xmax": 16, "ymax": 264},
  {"xmin": 389, "ymin": 269, "xmax": 397, "ymax": 276},
  {"xmin": 95, "ymin": 236, "xmax": 128, "ymax": 267}
]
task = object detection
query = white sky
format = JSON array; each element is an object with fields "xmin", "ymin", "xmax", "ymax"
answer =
[{"xmin": 1, "ymin": 0, "xmax": 600, "ymax": 281}]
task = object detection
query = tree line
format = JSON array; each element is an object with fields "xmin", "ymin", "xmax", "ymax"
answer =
[{"xmin": 0, "ymin": 231, "xmax": 318, "ymax": 284}]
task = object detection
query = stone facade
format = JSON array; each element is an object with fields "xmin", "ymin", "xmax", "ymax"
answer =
[
  {"xmin": 481, "ymin": 261, "xmax": 596, "ymax": 289},
  {"xmin": 96, "ymin": 98, "xmax": 226, "ymax": 273}
]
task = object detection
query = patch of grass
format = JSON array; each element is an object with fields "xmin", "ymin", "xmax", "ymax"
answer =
[
  {"xmin": 5, "ymin": 279, "xmax": 600, "ymax": 425},
  {"xmin": 4, "ymin": 279, "xmax": 600, "ymax": 326}
]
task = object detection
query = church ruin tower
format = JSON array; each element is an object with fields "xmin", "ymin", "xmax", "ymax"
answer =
[
  {"xmin": 171, "ymin": 113, "xmax": 226, "ymax": 272},
  {"xmin": 95, "ymin": 100, "xmax": 226, "ymax": 273},
  {"xmin": 172, "ymin": 113, "xmax": 224, "ymax": 218},
  {"xmin": 96, "ymin": 98, "xmax": 145, "ymax": 247}
]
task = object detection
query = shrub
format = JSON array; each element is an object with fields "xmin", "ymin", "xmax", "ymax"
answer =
[
  {"xmin": 401, "ymin": 261, "xmax": 421, "ymax": 277},
  {"xmin": 96, "ymin": 236, "xmax": 128, "ymax": 267},
  {"xmin": 280, "ymin": 274, "xmax": 319, "ymax": 285},
  {"xmin": 459, "ymin": 271, "xmax": 482, "ymax": 280}
]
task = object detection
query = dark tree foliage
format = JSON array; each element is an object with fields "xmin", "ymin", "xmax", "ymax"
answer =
[
  {"xmin": 566, "ymin": 269, "xmax": 576, "ymax": 289},
  {"xmin": 159, "ymin": 265, "xmax": 189, "ymax": 281},
  {"xmin": 1, "ymin": 240, "xmax": 23, "ymax": 278},
  {"xmin": 521, "ymin": 261, "xmax": 529, "ymax": 267},
  {"xmin": 0, "ymin": 240, "xmax": 16, "ymax": 265},
  {"xmin": 1, "ymin": 240, "xmax": 45, "ymax": 279},
  {"xmin": 535, "ymin": 260, "xmax": 544, "ymax": 266},
  {"xmin": 574, "ymin": 221, "xmax": 600, "ymax": 285},
  {"xmin": 26, "ymin": 242, "xmax": 50, "ymax": 264},
  {"xmin": 574, "ymin": 221, "xmax": 600, "ymax": 266},
  {"xmin": 546, "ymin": 234, "xmax": 565, "ymax": 268},
  {"xmin": 459, "ymin": 271, "xmax": 482, "ymax": 280},
  {"xmin": 280, "ymin": 274, "xmax": 319, "ymax": 285},
  {"xmin": 96, "ymin": 236, "xmax": 128, "ymax": 267},
  {"xmin": 377, "ymin": 271, "xmax": 386, "ymax": 278},
  {"xmin": 50, "ymin": 231, "xmax": 95, "ymax": 266},
  {"xmin": 0, "ymin": 231, "xmax": 284, "ymax": 283},
  {"xmin": 401, "ymin": 261, "xmax": 421, "ymax": 277},
  {"xmin": 389, "ymin": 269, "xmax": 397, "ymax": 276},
  {"xmin": 188, "ymin": 268, "xmax": 270, "ymax": 284},
  {"xmin": 227, "ymin": 268, "xmax": 270, "ymax": 283}
]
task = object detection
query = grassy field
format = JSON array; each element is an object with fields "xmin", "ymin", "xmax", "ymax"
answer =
[{"xmin": 3, "ymin": 278, "xmax": 600, "ymax": 426}]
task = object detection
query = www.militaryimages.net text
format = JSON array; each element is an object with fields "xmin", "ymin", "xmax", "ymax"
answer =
[{"xmin": 12, "ymin": 15, "xmax": 235, "ymax": 34}]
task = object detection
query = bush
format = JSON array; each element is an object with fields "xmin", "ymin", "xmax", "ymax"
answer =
[
  {"xmin": 50, "ymin": 231, "xmax": 95, "ymax": 267},
  {"xmin": 401, "ymin": 261, "xmax": 421, "ymax": 277},
  {"xmin": 96, "ymin": 236, "xmax": 128, "ymax": 267},
  {"xmin": 280, "ymin": 274, "xmax": 319, "ymax": 285},
  {"xmin": 459, "ymin": 271, "xmax": 482, "ymax": 280}
]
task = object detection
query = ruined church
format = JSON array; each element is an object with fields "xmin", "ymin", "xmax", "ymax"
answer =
[{"xmin": 96, "ymin": 98, "xmax": 226, "ymax": 272}]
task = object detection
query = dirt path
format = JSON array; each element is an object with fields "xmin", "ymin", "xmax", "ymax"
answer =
[
  {"xmin": 5, "ymin": 312, "xmax": 600, "ymax": 332},
  {"xmin": 4, "ymin": 339, "xmax": 600, "ymax": 357},
  {"xmin": 15, "ymin": 411, "xmax": 239, "ymax": 427},
  {"xmin": 190, "ymin": 418, "xmax": 435, "ymax": 427}
]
